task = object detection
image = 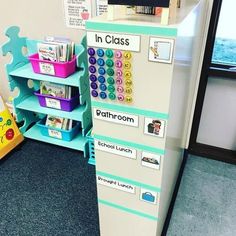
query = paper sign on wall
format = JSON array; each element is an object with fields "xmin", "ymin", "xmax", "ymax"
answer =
[
  {"xmin": 94, "ymin": 108, "xmax": 139, "ymax": 127},
  {"xmin": 96, "ymin": 0, "xmax": 108, "ymax": 15},
  {"xmin": 63, "ymin": 0, "xmax": 92, "ymax": 29},
  {"xmin": 95, "ymin": 139, "xmax": 137, "ymax": 159},
  {"xmin": 97, "ymin": 175, "xmax": 135, "ymax": 194}
]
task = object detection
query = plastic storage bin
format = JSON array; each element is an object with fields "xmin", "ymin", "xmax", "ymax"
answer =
[
  {"xmin": 37, "ymin": 117, "xmax": 80, "ymax": 141},
  {"xmin": 28, "ymin": 53, "xmax": 76, "ymax": 78},
  {"xmin": 34, "ymin": 91, "xmax": 80, "ymax": 112}
]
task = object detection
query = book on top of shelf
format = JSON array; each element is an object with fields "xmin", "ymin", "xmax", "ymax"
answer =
[
  {"xmin": 45, "ymin": 115, "xmax": 64, "ymax": 129},
  {"xmin": 40, "ymin": 81, "xmax": 67, "ymax": 99},
  {"xmin": 44, "ymin": 36, "xmax": 75, "ymax": 62},
  {"xmin": 45, "ymin": 115, "xmax": 74, "ymax": 131},
  {"xmin": 39, "ymin": 82, "xmax": 78, "ymax": 99},
  {"xmin": 37, "ymin": 42, "xmax": 60, "ymax": 62}
]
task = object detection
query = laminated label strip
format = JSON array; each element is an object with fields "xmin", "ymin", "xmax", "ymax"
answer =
[
  {"xmin": 94, "ymin": 134, "xmax": 165, "ymax": 155},
  {"xmin": 97, "ymin": 171, "xmax": 161, "ymax": 193}
]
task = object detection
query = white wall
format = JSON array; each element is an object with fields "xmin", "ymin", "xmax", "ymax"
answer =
[
  {"xmin": 0, "ymin": 0, "xmax": 86, "ymax": 101},
  {"xmin": 197, "ymin": 77, "xmax": 236, "ymax": 150}
]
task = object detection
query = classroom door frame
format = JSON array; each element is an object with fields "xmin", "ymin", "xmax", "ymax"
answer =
[{"xmin": 188, "ymin": 0, "xmax": 236, "ymax": 164}]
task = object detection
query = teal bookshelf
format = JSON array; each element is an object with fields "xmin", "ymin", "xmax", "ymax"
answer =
[{"xmin": 1, "ymin": 26, "xmax": 92, "ymax": 157}]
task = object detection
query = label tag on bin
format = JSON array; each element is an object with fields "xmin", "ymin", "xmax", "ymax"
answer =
[
  {"xmin": 48, "ymin": 129, "xmax": 62, "ymax": 139},
  {"xmin": 39, "ymin": 62, "xmax": 55, "ymax": 75},
  {"xmin": 45, "ymin": 98, "xmax": 61, "ymax": 110}
]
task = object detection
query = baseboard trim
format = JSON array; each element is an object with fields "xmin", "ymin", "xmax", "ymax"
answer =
[
  {"xmin": 188, "ymin": 143, "xmax": 236, "ymax": 164},
  {"xmin": 161, "ymin": 149, "xmax": 188, "ymax": 236}
]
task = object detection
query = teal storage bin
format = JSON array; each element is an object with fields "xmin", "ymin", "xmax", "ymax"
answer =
[{"xmin": 37, "ymin": 117, "xmax": 80, "ymax": 141}]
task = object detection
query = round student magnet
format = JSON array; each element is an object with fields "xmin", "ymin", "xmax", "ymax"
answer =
[
  {"xmin": 88, "ymin": 48, "xmax": 95, "ymax": 56},
  {"xmin": 99, "ymin": 92, "xmax": 107, "ymax": 99},
  {"xmin": 107, "ymin": 77, "xmax": 115, "ymax": 84},
  {"xmin": 115, "ymin": 50, "xmax": 122, "ymax": 59},
  {"xmin": 109, "ymin": 93, "xmax": 116, "ymax": 100},
  {"xmin": 108, "ymin": 85, "xmax": 115, "ymax": 93},
  {"xmin": 90, "ymin": 82, "xmax": 98, "ymax": 90},
  {"xmin": 97, "ymin": 58, "xmax": 105, "ymax": 66},
  {"xmin": 91, "ymin": 90, "xmax": 98, "ymax": 97},
  {"xmin": 89, "ymin": 57, "xmax": 96, "ymax": 65},
  {"xmin": 105, "ymin": 49, "xmax": 114, "ymax": 58},
  {"xmin": 97, "ymin": 49, "xmax": 104, "ymax": 57},
  {"xmin": 90, "ymin": 74, "xmax": 97, "ymax": 82},
  {"xmin": 89, "ymin": 65, "xmax": 96, "ymax": 74}
]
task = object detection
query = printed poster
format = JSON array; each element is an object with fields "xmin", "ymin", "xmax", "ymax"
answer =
[
  {"xmin": 96, "ymin": 0, "xmax": 108, "ymax": 16},
  {"xmin": 63, "ymin": 0, "xmax": 92, "ymax": 29}
]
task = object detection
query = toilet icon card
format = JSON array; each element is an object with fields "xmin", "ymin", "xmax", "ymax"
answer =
[
  {"xmin": 144, "ymin": 117, "xmax": 166, "ymax": 138},
  {"xmin": 149, "ymin": 37, "xmax": 174, "ymax": 64}
]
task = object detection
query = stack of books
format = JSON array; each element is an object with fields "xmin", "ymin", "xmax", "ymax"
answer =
[
  {"xmin": 40, "ymin": 81, "xmax": 78, "ymax": 99},
  {"xmin": 37, "ymin": 36, "xmax": 75, "ymax": 62},
  {"xmin": 135, "ymin": 6, "xmax": 162, "ymax": 16},
  {"xmin": 45, "ymin": 115, "xmax": 73, "ymax": 131},
  {"xmin": 135, "ymin": 0, "xmax": 181, "ymax": 16}
]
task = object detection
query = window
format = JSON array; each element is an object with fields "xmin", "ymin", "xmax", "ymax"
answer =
[{"xmin": 212, "ymin": 0, "xmax": 236, "ymax": 66}]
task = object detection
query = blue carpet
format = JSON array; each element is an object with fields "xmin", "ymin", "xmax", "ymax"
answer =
[
  {"xmin": 167, "ymin": 155, "xmax": 236, "ymax": 236},
  {"xmin": 0, "ymin": 139, "xmax": 100, "ymax": 236}
]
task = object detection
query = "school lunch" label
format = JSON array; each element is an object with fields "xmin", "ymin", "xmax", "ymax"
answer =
[
  {"xmin": 93, "ymin": 108, "xmax": 139, "ymax": 127},
  {"xmin": 97, "ymin": 175, "xmax": 135, "ymax": 194},
  {"xmin": 95, "ymin": 140, "xmax": 137, "ymax": 159},
  {"xmin": 87, "ymin": 31, "xmax": 140, "ymax": 52}
]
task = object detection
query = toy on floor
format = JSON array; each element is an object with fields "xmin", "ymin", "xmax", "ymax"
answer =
[{"xmin": 0, "ymin": 95, "xmax": 24, "ymax": 159}]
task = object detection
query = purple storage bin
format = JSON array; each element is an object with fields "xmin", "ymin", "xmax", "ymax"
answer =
[
  {"xmin": 34, "ymin": 91, "xmax": 80, "ymax": 112},
  {"xmin": 28, "ymin": 53, "xmax": 76, "ymax": 78}
]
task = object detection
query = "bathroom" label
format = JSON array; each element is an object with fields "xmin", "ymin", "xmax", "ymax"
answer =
[{"xmin": 93, "ymin": 108, "xmax": 139, "ymax": 127}]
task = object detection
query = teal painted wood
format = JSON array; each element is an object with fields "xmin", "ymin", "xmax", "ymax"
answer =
[
  {"xmin": 1, "ymin": 26, "xmax": 38, "ymax": 132},
  {"xmin": 16, "ymin": 95, "xmax": 87, "ymax": 122},
  {"xmin": 24, "ymin": 124, "xmax": 88, "ymax": 154},
  {"xmin": 1, "ymin": 26, "xmax": 92, "ymax": 157},
  {"xmin": 9, "ymin": 64, "xmax": 86, "ymax": 88},
  {"xmin": 26, "ymin": 39, "xmax": 39, "ymax": 55},
  {"xmin": 1, "ymin": 26, "xmax": 28, "ymax": 73},
  {"xmin": 86, "ymin": 128, "xmax": 95, "ymax": 165}
]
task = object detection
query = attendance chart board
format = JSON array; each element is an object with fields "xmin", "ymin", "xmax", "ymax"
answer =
[{"xmin": 86, "ymin": 1, "xmax": 206, "ymax": 235}]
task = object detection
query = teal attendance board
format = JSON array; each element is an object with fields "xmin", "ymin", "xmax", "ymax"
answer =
[{"xmin": 86, "ymin": 0, "xmax": 207, "ymax": 235}]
